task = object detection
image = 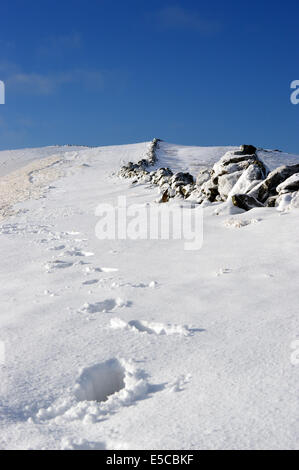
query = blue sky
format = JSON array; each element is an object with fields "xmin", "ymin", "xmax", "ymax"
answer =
[{"xmin": 0, "ymin": 0, "xmax": 299, "ymax": 152}]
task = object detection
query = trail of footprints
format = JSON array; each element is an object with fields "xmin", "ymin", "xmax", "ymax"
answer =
[{"xmin": 31, "ymin": 227, "xmax": 203, "ymax": 433}]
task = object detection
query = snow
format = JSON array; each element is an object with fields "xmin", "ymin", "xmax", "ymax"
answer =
[
  {"xmin": 277, "ymin": 173, "xmax": 299, "ymax": 193},
  {"xmin": 0, "ymin": 145, "xmax": 87, "ymax": 178},
  {"xmin": 0, "ymin": 140, "xmax": 299, "ymax": 450},
  {"xmin": 157, "ymin": 142, "xmax": 299, "ymax": 174}
]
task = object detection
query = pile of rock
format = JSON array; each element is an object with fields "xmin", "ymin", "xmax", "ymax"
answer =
[
  {"xmin": 118, "ymin": 138, "xmax": 195, "ymax": 202},
  {"xmin": 118, "ymin": 141, "xmax": 299, "ymax": 211},
  {"xmin": 118, "ymin": 138, "xmax": 161, "ymax": 183},
  {"xmin": 187, "ymin": 145, "xmax": 268, "ymax": 205},
  {"xmin": 155, "ymin": 171, "xmax": 195, "ymax": 203},
  {"xmin": 189, "ymin": 145, "xmax": 299, "ymax": 211},
  {"xmin": 246, "ymin": 164, "xmax": 299, "ymax": 208}
]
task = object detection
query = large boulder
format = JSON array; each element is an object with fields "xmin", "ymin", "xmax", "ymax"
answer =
[
  {"xmin": 233, "ymin": 144, "xmax": 257, "ymax": 156},
  {"xmin": 212, "ymin": 152, "xmax": 257, "ymax": 176},
  {"xmin": 171, "ymin": 172, "xmax": 194, "ymax": 186},
  {"xmin": 228, "ymin": 163, "xmax": 267, "ymax": 197},
  {"xmin": 218, "ymin": 171, "xmax": 244, "ymax": 199},
  {"xmin": 212, "ymin": 145, "xmax": 263, "ymax": 177},
  {"xmin": 196, "ymin": 145, "xmax": 267, "ymax": 203},
  {"xmin": 249, "ymin": 164, "xmax": 299, "ymax": 203}
]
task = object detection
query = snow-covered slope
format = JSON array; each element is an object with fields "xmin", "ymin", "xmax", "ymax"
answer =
[
  {"xmin": 0, "ymin": 146, "xmax": 88, "ymax": 178},
  {"xmin": 157, "ymin": 141, "xmax": 299, "ymax": 173},
  {"xmin": 0, "ymin": 141, "xmax": 298, "ymax": 450}
]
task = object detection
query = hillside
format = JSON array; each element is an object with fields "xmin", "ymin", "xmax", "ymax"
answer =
[{"xmin": 0, "ymin": 140, "xmax": 298, "ymax": 450}]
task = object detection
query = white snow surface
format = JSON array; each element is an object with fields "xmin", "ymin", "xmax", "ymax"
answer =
[
  {"xmin": 0, "ymin": 145, "xmax": 88, "ymax": 178},
  {"xmin": 0, "ymin": 140, "xmax": 299, "ymax": 450}
]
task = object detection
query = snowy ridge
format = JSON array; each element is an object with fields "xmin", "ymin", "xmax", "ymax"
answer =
[{"xmin": 0, "ymin": 140, "xmax": 299, "ymax": 449}]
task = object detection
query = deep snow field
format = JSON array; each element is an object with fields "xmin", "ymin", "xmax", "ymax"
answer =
[{"xmin": 0, "ymin": 140, "xmax": 298, "ymax": 450}]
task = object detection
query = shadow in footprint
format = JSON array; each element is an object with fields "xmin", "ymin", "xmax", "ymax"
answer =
[
  {"xmin": 82, "ymin": 279, "xmax": 99, "ymax": 286},
  {"xmin": 46, "ymin": 260, "xmax": 73, "ymax": 270},
  {"xmin": 75, "ymin": 359, "xmax": 125, "ymax": 403},
  {"xmin": 148, "ymin": 382, "xmax": 168, "ymax": 394},
  {"xmin": 128, "ymin": 320, "xmax": 154, "ymax": 334},
  {"xmin": 189, "ymin": 328, "xmax": 206, "ymax": 334}
]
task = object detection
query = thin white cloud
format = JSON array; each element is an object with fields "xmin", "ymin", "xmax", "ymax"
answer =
[
  {"xmin": 8, "ymin": 73, "xmax": 56, "ymax": 95},
  {"xmin": 37, "ymin": 33, "xmax": 83, "ymax": 56},
  {"xmin": 157, "ymin": 6, "xmax": 220, "ymax": 35},
  {"xmin": 1, "ymin": 65, "xmax": 104, "ymax": 95},
  {"xmin": 0, "ymin": 39, "xmax": 15, "ymax": 49}
]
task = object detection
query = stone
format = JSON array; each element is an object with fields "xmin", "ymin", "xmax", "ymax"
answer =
[
  {"xmin": 156, "ymin": 189, "xmax": 170, "ymax": 203},
  {"xmin": 266, "ymin": 196, "xmax": 278, "ymax": 207},
  {"xmin": 228, "ymin": 163, "xmax": 267, "ymax": 197},
  {"xmin": 233, "ymin": 144, "xmax": 257, "ymax": 156},
  {"xmin": 200, "ymin": 180, "xmax": 219, "ymax": 202},
  {"xmin": 276, "ymin": 190, "xmax": 299, "ymax": 211},
  {"xmin": 156, "ymin": 168, "xmax": 173, "ymax": 178},
  {"xmin": 218, "ymin": 171, "xmax": 244, "ymax": 200},
  {"xmin": 186, "ymin": 188, "xmax": 203, "ymax": 202},
  {"xmin": 212, "ymin": 149, "xmax": 266, "ymax": 182},
  {"xmin": 137, "ymin": 159, "xmax": 149, "ymax": 167},
  {"xmin": 251, "ymin": 164, "xmax": 299, "ymax": 203},
  {"xmin": 171, "ymin": 172, "xmax": 194, "ymax": 186},
  {"xmin": 276, "ymin": 173, "xmax": 299, "ymax": 194},
  {"xmin": 232, "ymin": 194, "xmax": 265, "ymax": 211},
  {"xmin": 196, "ymin": 168, "xmax": 211, "ymax": 187},
  {"xmin": 158, "ymin": 176, "xmax": 171, "ymax": 187},
  {"xmin": 181, "ymin": 184, "xmax": 195, "ymax": 198},
  {"xmin": 223, "ymin": 161, "xmax": 253, "ymax": 174}
]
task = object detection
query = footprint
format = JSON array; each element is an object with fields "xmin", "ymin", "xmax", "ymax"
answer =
[
  {"xmin": 168, "ymin": 374, "xmax": 192, "ymax": 393},
  {"xmin": 34, "ymin": 358, "xmax": 150, "ymax": 424},
  {"xmin": 61, "ymin": 438, "xmax": 129, "ymax": 450},
  {"xmin": 80, "ymin": 298, "xmax": 129, "ymax": 314},
  {"xmin": 61, "ymin": 439, "xmax": 107, "ymax": 450},
  {"xmin": 110, "ymin": 318, "xmax": 197, "ymax": 336},
  {"xmin": 84, "ymin": 266, "xmax": 102, "ymax": 274},
  {"xmin": 48, "ymin": 245, "xmax": 65, "ymax": 251},
  {"xmin": 43, "ymin": 290, "xmax": 57, "ymax": 297},
  {"xmin": 225, "ymin": 218, "xmax": 261, "ymax": 229},
  {"xmin": 62, "ymin": 249, "xmax": 94, "ymax": 257},
  {"xmin": 124, "ymin": 282, "xmax": 147, "ymax": 289},
  {"xmin": 107, "ymin": 280, "xmax": 158, "ymax": 290},
  {"xmin": 216, "ymin": 268, "xmax": 232, "ymax": 277},
  {"xmin": 82, "ymin": 279, "xmax": 99, "ymax": 286},
  {"xmin": 45, "ymin": 260, "xmax": 73, "ymax": 271},
  {"xmin": 75, "ymin": 358, "xmax": 125, "ymax": 403}
]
